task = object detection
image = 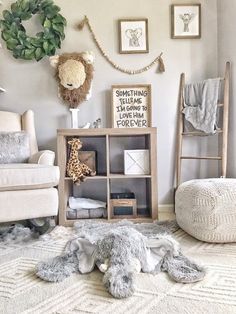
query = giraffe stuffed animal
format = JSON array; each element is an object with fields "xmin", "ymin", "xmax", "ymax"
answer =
[{"xmin": 67, "ymin": 138, "xmax": 96, "ymax": 185}]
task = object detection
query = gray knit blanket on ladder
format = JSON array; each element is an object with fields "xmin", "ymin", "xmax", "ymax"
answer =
[{"xmin": 183, "ymin": 78, "xmax": 221, "ymax": 134}]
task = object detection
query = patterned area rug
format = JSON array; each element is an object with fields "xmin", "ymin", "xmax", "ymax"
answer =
[{"xmin": 1, "ymin": 226, "xmax": 236, "ymax": 314}]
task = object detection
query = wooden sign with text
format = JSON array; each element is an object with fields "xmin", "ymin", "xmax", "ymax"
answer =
[{"xmin": 112, "ymin": 84, "xmax": 152, "ymax": 128}]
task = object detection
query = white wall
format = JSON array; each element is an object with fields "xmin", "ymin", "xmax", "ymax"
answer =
[
  {"xmin": 217, "ymin": 0, "xmax": 236, "ymax": 178},
  {"xmin": 0, "ymin": 0, "xmax": 218, "ymax": 204}
]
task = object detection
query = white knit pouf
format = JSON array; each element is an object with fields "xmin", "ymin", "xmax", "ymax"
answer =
[{"xmin": 175, "ymin": 178, "xmax": 236, "ymax": 243}]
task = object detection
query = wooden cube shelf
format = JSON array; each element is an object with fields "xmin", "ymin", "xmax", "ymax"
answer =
[{"xmin": 57, "ymin": 128, "xmax": 158, "ymax": 226}]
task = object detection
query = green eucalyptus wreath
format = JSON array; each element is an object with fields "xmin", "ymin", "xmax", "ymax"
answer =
[{"xmin": 0, "ymin": 0, "xmax": 67, "ymax": 61}]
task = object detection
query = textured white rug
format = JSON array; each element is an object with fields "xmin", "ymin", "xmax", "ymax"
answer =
[{"xmin": 1, "ymin": 226, "xmax": 236, "ymax": 314}]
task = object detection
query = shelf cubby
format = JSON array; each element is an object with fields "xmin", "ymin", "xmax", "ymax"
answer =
[
  {"xmin": 110, "ymin": 178, "xmax": 152, "ymax": 218},
  {"xmin": 109, "ymin": 134, "xmax": 150, "ymax": 174},
  {"xmin": 66, "ymin": 135, "xmax": 107, "ymax": 176}
]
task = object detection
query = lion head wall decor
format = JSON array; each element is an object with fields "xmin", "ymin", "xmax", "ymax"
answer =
[{"xmin": 50, "ymin": 51, "xmax": 94, "ymax": 108}]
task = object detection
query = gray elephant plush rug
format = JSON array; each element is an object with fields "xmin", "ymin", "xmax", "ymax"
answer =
[{"xmin": 36, "ymin": 220, "xmax": 205, "ymax": 299}]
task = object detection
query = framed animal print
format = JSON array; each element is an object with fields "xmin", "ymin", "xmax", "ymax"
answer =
[
  {"xmin": 171, "ymin": 4, "xmax": 201, "ymax": 39},
  {"xmin": 118, "ymin": 18, "xmax": 149, "ymax": 54}
]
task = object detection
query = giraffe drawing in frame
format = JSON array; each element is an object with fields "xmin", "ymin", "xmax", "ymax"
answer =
[{"xmin": 179, "ymin": 13, "xmax": 195, "ymax": 33}]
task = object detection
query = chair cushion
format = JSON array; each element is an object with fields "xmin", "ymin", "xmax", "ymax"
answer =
[
  {"xmin": 0, "ymin": 164, "xmax": 60, "ymax": 191},
  {"xmin": 0, "ymin": 188, "xmax": 58, "ymax": 222},
  {"xmin": 175, "ymin": 178, "xmax": 236, "ymax": 243},
  {"xmin": 0, "ymin": 131, "xmax": 30, "ymax": 163}
]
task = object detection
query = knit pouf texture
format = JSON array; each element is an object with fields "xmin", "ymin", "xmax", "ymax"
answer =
[{"xmin": 175, "ymin": 178, "xmax": 236, "ymax": 243}]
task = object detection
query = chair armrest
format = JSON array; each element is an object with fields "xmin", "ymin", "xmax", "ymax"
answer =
[{"xmin": 28, "ymin": 150, "xmax": 55, "ymax": 165}]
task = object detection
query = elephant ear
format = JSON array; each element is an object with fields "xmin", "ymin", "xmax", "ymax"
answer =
[
  {"xmin": 81, "ymin": 51, "xmax": 95, "ymax": 64},
  {"xmin": 135, "ymin": 28, "xmax": 142, "ymax": 38},
  {"xmin": 65, "ymin": 237, "xmax": 97, "ymax": 274},
  {"xmin": 49, "ymin": 55, "xmax": 60, "ymax": 68},
  {"xmin": 125, "ymin": 29, "xmax": 133, "ymax": 39}
]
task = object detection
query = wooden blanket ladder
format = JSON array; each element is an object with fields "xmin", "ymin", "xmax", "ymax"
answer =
[{"xmin": 175, "ymin": 62, "xmax": 230, "ymax": 188}]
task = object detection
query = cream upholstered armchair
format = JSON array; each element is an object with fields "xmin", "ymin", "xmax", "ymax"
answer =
[{"xmin": 0, "ymin": 110, "xmax": 59, "ymax": 223}]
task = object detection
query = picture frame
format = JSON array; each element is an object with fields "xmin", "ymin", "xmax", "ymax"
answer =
[
  {"xmin": 118, "ymin": 18, "xmax": 149, "ymax": 54},
  {"xmin": 171, "ymin": 4, "xmax": 201, "ymax": 39},
  {"xmin": 111, "ymin": 84, "xmax": 152, "ymax": 128}
]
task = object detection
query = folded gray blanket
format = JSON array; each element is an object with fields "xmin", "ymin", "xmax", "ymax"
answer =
[
  {"xmin": 36, "ymin": 221, "xmax": 205, "ymax": 299},
  {"xmin": 67, "ymin": 207, "xmax": 107, "ymax": 219},
  {"xmin": 183, "ymin": 78, "xmax": 221, "ymax": 134}
]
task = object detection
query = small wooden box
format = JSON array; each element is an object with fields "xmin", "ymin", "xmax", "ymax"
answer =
[
  {"xmin": 110, "ymin": 198, "xmax": 137, "ymax": 219},
  {"xmin": 78, "ymin": 151, "xmax": 96, "ymax": 172}
]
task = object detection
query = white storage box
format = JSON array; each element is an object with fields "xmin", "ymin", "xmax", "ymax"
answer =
[{"xmin": 124, "ymin": 149, "xmax": 150, "ymax": 175}]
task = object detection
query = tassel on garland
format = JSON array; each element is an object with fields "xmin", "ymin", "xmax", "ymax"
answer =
[
  {"xmin": 78, "ymin": 16, "xmax": 88, "ymax": 30},
  {"xmin": 158, "ymin": 55, "xmax": 165, "ymax": 73}
]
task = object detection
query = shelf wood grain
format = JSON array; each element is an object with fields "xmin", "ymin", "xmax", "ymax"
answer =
[{"xmin": 57, "ymin": 127, "xmax": 158, "ymax": 226}]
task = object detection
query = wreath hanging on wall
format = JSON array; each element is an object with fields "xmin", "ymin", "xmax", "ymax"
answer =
[{"xmin": 0, "ymin": 0, "xmax": 66, "ymax": 61}]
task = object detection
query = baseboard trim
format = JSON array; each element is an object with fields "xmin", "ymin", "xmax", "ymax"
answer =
[{"xmin": 158, "ymin": 204, "xmax": 174, "ymax": 213}]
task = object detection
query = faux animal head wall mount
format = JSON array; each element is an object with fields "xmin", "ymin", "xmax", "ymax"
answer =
[{"xmin": 50, "ymin": 51, "xmax": 94, "ymax": 108}]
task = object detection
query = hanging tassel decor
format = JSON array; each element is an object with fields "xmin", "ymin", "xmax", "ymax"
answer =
[{"xmin": 77, "ymin": 16, "xmax": 165, "ymax": 75}]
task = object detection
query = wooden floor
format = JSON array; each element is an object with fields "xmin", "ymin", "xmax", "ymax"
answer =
[{"xmin": 158, "ymin": 211, "xmax": 175, "ymax": 221}]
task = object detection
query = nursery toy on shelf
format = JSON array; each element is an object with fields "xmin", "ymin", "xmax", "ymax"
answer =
[
  {"xmin": 93, "ymin": 118, "xmax": 102, "ymax": 128},
  {"xmin": 82, "ymin": 122, "xmax": 91, "ymax": 129},
  {"xmin": 50, "ymin": 51, "xmax": 94, "ymax": 108},
  {"xmin": 67, "ymin": 138, "xmax": 96, "ymax": 185}
]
